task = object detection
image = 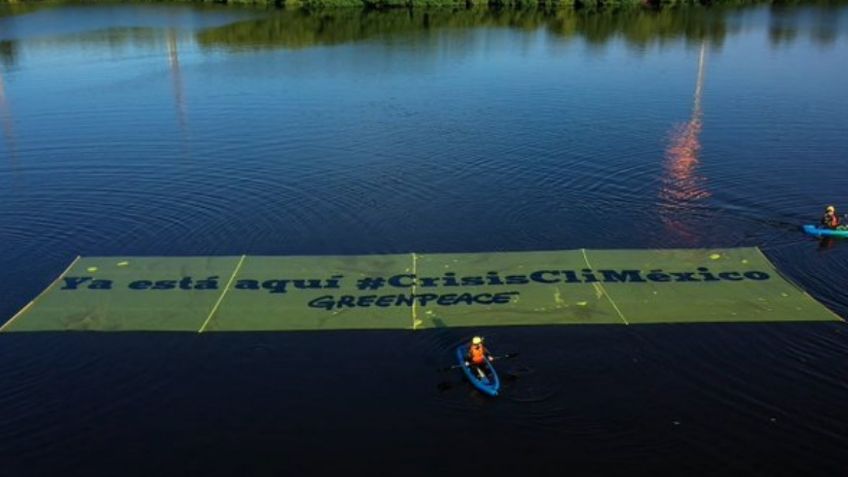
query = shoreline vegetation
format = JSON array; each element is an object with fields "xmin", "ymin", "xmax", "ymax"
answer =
[
  {"xmin": 1, "ymin": 1, "xmax": 843, "ymax": 57},
  {"xmin": 2, "ymin": 0, "xmax": 845, "ymax": 9}
]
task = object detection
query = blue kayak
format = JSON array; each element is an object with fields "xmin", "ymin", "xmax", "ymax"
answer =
[
  {"xmin": 803, "ymin": 225, "xmax": 848, "ymax": 238},
  {"xmin": 455, "ymin": 345, "xmax": 500, "ymax": 397}
]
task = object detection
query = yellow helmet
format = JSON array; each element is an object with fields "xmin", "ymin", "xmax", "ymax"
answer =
[
  {"xmin": 472, "ymin": 336, "xmax": 483, "ymax": 345},
  {"xmin": 826, "ymin": 205, "xmax": 835, "ymax": 213}
]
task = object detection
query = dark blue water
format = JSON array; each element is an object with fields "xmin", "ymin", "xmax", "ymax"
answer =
[{"xmin": 1, "ymin": 3, "xmax": 847, "ymax": 475}]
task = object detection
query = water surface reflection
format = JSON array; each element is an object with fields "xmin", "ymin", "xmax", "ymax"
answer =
[
  {"xmin": 167, "ymin": 29, "xmax": 189, "ymax": 144},
  {"xmin": 0, "ymin": 66, "xmax": 15, "ymax": 162},
  {"xmin": 0, "ymin": 4, "xmax": 843, "ymax": 65},
  {"xmin": 659, "ymin": 41, "xmax": 709, "ymax": 243}
]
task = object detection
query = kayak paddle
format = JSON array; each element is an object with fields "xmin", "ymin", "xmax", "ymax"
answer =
[{"xmin": 437, "ymin": 352, "xmax": 518, "ymax": 372}]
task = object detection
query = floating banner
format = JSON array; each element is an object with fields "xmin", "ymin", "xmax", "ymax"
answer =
[{"xmin": 1, "ymin": 248, "xmax": 840, "ymax": 332}]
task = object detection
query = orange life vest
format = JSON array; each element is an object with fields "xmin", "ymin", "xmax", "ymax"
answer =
[
  {"xmin": 822, "ymin": 213, "xmax": 840, "ymax": 229},
  {"xmin": 469, "ymin": 344, "xmax": 486, "ymax": 365}
]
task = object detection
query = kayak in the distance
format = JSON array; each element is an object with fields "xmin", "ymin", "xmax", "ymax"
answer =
[
  {"xmin": 807, "ymin": 205, "xmax": 848, "ymax": 237},
  {"xmin": 803, "ymin": 224, "xmax": 848, "ymax": 238},
  {"xmin": 456, "ymin": 344, "xmax": 500, "ymax": 397}
]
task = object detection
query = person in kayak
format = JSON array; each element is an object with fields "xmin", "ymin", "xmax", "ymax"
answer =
[
  {"xmin": 821, "ymin": 205, "xmax": 844, "ymax": 230},
  {"xmin": 465, "ymin": 336, "xmax": 493, "ymax": 379}
]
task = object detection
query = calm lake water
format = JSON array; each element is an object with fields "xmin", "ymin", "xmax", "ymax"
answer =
[{"xmin": 1, "ymin": 3, "xmax": 847, "ymax": 475}]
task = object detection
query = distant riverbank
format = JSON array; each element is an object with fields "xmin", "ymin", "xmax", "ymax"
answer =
[
  {"xmin": 2, "ymin": 0, "xmax": 841, "ymax": 11},
  {"xmin": 3, "ymin": 1, "xmax": 840, "ymax": 56}
]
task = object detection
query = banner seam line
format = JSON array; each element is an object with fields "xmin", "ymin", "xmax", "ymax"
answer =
[
  {"xmin": 580, "ymin": 249, "xmax": 629, "ymax": 325},
  {"xmin": 198, "ymin": 254, "xmax": 246, "ymax": 333},
  {"xmin": 0, "ymin": 255, "xmax": 81, "ymax": 332}
]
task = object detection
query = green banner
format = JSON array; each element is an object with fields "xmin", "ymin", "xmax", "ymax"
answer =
[{"xmin": 1, "ymin": 248, "xmax": 840, "ymax": 332}]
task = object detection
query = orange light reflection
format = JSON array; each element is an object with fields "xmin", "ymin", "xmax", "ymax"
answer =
[{"xmin": 659, "ymin": 42, "xmax": 709, "ymax": 242}]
